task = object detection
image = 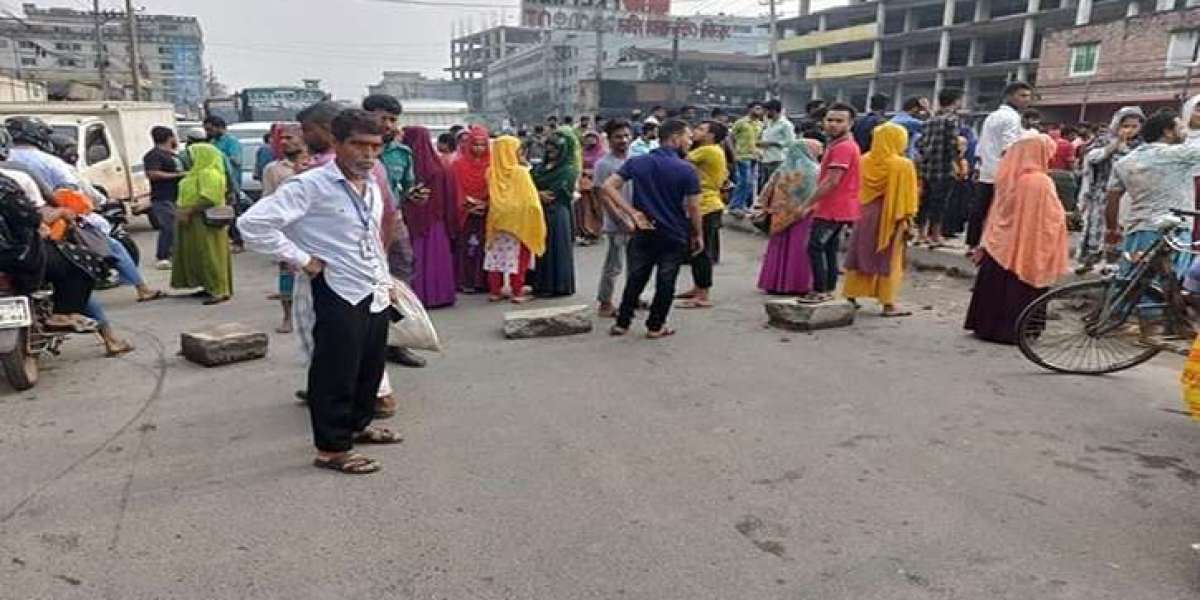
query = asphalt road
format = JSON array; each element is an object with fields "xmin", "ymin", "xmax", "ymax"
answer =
[{"xmin": 1, "ymin": 224, "xmax": 1198, "ymax": 599}]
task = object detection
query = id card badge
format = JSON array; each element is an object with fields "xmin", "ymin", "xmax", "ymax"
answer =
[{"xmin": 360, "ymin": 236, "xmax": 375, "ymax": 261}]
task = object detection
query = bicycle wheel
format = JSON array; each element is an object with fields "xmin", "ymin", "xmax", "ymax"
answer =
[{"xmin": 1016, "ymin": 279, "xmax": 1162, "ymax": 375}]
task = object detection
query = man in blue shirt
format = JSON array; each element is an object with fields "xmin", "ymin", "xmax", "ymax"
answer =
[
  {"xmin": 890, "ymin": 96, "xmax": 930, "ymax": 159},
  {"xmin": 204, "ymin": 115, "xmax": 243, "ymax": 172},
  {"xmin": 600, "ymin": 119, "xmax": 702, "ymax": 339}
]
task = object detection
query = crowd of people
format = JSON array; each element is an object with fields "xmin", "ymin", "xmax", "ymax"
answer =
[{"xmin": 7, "ymin": 81, "xmax": 1200, "ymax": 473}]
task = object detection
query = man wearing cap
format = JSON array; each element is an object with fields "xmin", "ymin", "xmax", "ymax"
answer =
[{"xmin": 631, "ymin": 117, "xmax": 660, "ymax": 156}]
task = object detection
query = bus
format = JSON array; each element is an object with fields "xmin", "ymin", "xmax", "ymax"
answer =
[{"xmin": 203, "ymin": 86, "xmax": 330, "ymax": 123}]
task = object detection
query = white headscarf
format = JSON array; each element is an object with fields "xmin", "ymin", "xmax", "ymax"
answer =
[{"xmin": 1183, "ymin": 94, "xmax": 1200, "ymax": 141}]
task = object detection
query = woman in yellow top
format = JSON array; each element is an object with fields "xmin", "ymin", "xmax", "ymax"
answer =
[
  {"xmin": 484, "ymin": 136, "xmax": 547, "ymax": 304},
  {"xmin": 842, "ymin": 122, "xmax": 919, "ymax": 316},
  {"xmin": 171, "ymin": 143, "xmax": 234, "ymax": 304},
  {"xmin": 676, "ymin": 120, "xmax": 729, "ymax": 309}
]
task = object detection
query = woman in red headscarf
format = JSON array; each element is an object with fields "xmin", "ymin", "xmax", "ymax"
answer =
[
  {"xmin": 451, "ymin": 126, "xmax": 491, "ymax": 293},
  {"xmin": 401, "ymin": 125, "xmax": 460, "ymax": 308}
]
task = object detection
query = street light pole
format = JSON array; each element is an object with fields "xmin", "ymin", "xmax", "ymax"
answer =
[
  {"xmin": 124, "ymin": 0, "xmax": 142, "ymax": 101},
  {"xmin": 93, "ymin": 0, "xmax": 107, "ymax": 99},
  {"xmin": 768, "ymin": 0, "xmax": 779, "ymax": 99}
]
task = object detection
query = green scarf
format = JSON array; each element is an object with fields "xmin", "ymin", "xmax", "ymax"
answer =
[
  {"xmin": 531, "ymin": 127, "xmax": 580, "ymax": 199},
  {"xmin": 179, "ymin": 143, "xmax": 228, "ymax": 209}
]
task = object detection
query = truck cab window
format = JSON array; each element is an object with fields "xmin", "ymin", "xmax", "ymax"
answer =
[{"xmin": 85, "ymin": 124, "xmax": 111, "ymax": 165}]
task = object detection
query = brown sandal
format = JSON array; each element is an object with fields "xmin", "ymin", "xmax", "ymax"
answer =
[
  {"xmin": 646, "ymin": 327, "xmax": 677, "ymax": 339},
  {"xmin": 313, "ymin": 452, "xmax": 380, "ymax": 475},
  {"xmin": 352, "ymin": 427, "xmax": 403, "ymax": 444}
]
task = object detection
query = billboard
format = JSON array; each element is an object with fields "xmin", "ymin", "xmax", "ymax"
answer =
[{"xmin": 520, "ymin": 0, "xmax": 737, "ymax": 41}]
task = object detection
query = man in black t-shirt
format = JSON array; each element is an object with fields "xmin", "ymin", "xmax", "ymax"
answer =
[{"xmin": 143, "ymin": 126, "xmax": 185, "ymax": 269}]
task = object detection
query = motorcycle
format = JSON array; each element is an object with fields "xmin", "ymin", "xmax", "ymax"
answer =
[
  {"xmin": 0, "ymin": 272, "xmax": 69, "ymax": 391},
  {"xmin": 96, "ymin": 199, "xmax": 139, "ymax": 267}
]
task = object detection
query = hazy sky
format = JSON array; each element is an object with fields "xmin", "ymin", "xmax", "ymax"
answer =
[{"xmin": 57, "ymin": 0, "xmax": 827, "ymax": 100}]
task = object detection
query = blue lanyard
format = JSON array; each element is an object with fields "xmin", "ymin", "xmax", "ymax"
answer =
[{"xmin": 338, "ymin": 180, "xmax": 374, "ymax": 235}]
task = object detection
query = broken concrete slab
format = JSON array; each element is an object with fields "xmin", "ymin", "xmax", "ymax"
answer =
[
  {"xmin": 765, "ymin": 298, "xmax": 856, "ymax": 331},
  {"xmin": 181, "ymin": 322, "xmax": 269, "ymax": 367},
  {"xmin": 504, "ymin": 304, "xmax": 593, "ymax": 339}
]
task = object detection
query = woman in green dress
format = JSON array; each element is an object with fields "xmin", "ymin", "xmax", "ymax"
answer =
[
  {"xmin": 529, "ymin": 126, "xmax": 579, "ymax": 297},
  {"xmin": 171, "ymin": 143, "xmax": 233, "ymax": 304}
]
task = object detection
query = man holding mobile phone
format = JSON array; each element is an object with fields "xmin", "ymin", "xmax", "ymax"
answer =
[{"xmin": 601, "ymin": 119, "xmax": 702, "ymax": 339}]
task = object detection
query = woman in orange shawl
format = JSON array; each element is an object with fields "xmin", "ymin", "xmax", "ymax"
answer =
[
  {"xmin": 451, "ymin": 125, "xmax": 490, "ymax": 293},
  {"xmin": 484, "ymin": 136, "xmax": 546, "ymax": 304},
  {"xmin": 842, "ymin": 122, "xmax": 919, "ymax": 316},
  {"xmin": 965, "ymin": 133, "xmax": 1069, "ymax": 343}
]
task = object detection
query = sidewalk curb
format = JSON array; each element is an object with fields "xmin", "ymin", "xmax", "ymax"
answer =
[{"xmin": 721, "ymin": 214, "xmax": 978, "ymax": 280}]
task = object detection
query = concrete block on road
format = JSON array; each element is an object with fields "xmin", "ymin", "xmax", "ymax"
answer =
[
  {"xmin": 504, "ymin": 305, "xmax": 593, "ymax": 339},
  {"xmin": 765, "ymin": 298, "xmax": 856, "ymax": 331},
  {"xmin": 181, "ymin": 322, "xmax": 269, "ymax": 367}
]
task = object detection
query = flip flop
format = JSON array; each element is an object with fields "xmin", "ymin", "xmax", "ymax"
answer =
[
  {"xmin": 313, "ymin": 452, "xmax": 380, "ymax": 475},
  {"xmin": 646, "ymin": 327, "xmax": 677, "ymax": 339},
  {"xmin": 674, "ymin": 291, "xmax": 697, "ymax": 299},
  {"xmin": 676, "ymin": 299, "xmax": 712, "ymax": 309},
  {"xmin": 352, "ymin": 426, "xmax": 404, "ymax": 444},
  {"xmin": 203, "ymin": 295, "xmax": 231, "ymax": 306},
  {"xmin": 104, "ymin": 340, "xmax": 135, "ymax": 357},
  {"xmin": 881, "ymin": 310, "xmax": 913, "ymax": 318},
  {"xmin": 609, "ymin": 325, "xmax": 628, "ymax": 336},
  {"xmin": 137, "ymin": 290, "xmax": 167, "ymax": 303}
]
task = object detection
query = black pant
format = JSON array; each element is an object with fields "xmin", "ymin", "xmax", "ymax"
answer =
[
  {"xmin": 617, "ymin": 231, "xmax": 688, "ymax": 332},
  {"xmin": 966, "ymin": 182, "xmax": 995, "ymax": 248},
  {"xmin": 307, "ymin": 275, "xmax": 389, "ymax": 452},
  {"xmin": 690, "ymin": 211, "xmax": 722, "ymax": 289},
  {"xmin": 150, "ymin": 201, "xmax": 176, "ymax": 261},
  {"xmin": 44, "ymin": 242, "xmax": 93, "ymax": 314},
  {"xmin": 759, "ymin": 161, "xmax": 781, "ymax": 193},
  {"xmin": 809, "ymin": 219, "xmax": 845, "ymax": 293},
  {"xmin": 918, "ymin": 179, "xmax": 953, "ymax": 227}
]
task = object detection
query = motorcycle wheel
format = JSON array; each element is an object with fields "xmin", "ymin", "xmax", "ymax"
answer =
[
  {"xmin": 119, "ymin": 236, "xmax": 141, "ymax": 267},
  {"xmin": 3, "ymin": 328, "xmax": 39, "ymax": 391}
]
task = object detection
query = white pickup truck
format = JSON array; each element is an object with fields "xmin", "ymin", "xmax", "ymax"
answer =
[{"xmin": 0, "ymin": 101, "xmax": 176, "ymax": 203}]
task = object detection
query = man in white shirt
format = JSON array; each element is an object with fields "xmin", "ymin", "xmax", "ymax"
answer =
[
  {"xmin": 240, "ymin": 109, "xmax": 402, "ymax": 475},
  {"xmin": 967, "ymin": 81, "xmax": 1035, "ymax": 250}
]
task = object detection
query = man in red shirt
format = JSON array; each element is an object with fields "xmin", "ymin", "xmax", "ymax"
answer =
[
  {"xmin": 1049, "ymin": 126, "xmax": 1077, "ymax": 171},
  {"xmin": 804, "ymin": 102, "xmax": 862, "ymax": 301}
]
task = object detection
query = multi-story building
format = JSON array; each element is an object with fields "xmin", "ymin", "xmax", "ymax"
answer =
[
  {"xmin": 449, "ymin": 25, "xmax": 546, "ymax": 111},
  {"xmin": 0, "ymin": 3, "xmax": 204, "ymax": 113},
  {"xmin": 774, "ymin": 0, "xmax": 1136, "ymax": 112},
  {"xmin": 482, "ymin": 14, "xmax": 769, "ymax": 120},
  {"xmin": 367, "ymin": 71, "xmax": 467, "ymax": 102},
  {"xmin": 1036, "ymin": 1, "xmax": 1200, "ymax": 122}
]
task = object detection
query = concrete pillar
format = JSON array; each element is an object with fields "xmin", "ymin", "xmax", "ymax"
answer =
[
  {"xmin": 800, "ymin": 0, "xmax": 812, "ymax": 16},
  {"xmin": 935, "ymin": 72, "xmax": 946, "ymax": 100},
  {"xmin": 904, "ymin": 8, "xmax": 915, "ymax": 31},
  {"xmin": 866, "ymin": 78, "xmax": 878, "ymax": 108},
  {"xmin": 818, "ymin": 13, "xmax": 828, "ymax": 31},
  {"xmin": 1074, "ymin": 0, "xmax": 1093, "ymax": 24},
  {"xmin": 963, "ymin": 75, "xmax": 975, "ymax": 110},
  {"xmin": 1018, "ymin": 0, "xmax": 1040, "ymax": 80},
  {"xmin": 975, "ymin": 0, "xmax": 991, "ymax": 21},
  {"xmin": 893, "ymin": 80, "xmax": 905, "ymax": 111},
  {"xmin": 812, "ymin": 82, "xmax": 824, "ymax": 101},
  {"xmin": 899, "ymin": 46, "xmax": 910, "ymax": 71},
  {"xmin": 935, "ymin": 0, "xmax": 955, "ymax": 98}
]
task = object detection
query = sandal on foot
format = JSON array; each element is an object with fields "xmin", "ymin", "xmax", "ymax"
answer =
[
  {"xmin": 795, "ymin": 294, "xmax": 824, "ymax": 304},
  {"xmin": 313, "ymin": 452, "xmax": 380, "ymax": 475},
  {"xmin": 137, "ymin": 290, "xmax": 167, "ymax": 302},
  {"xmin": 511, "ymin": 295, "xmax": 531, "ymax": 304},
  {"xmin": 676, "ymin": 299, "xmax": 712, "ymax": 309},
  {"xmin": 609, "ymin": 325, "xmax": 629, "ymax": 336},
  {"xmin": 46, "ymin": 315, "xmax": 98, "ymax": 333},
  {"xmin": 104, "ymin": 340, "xmax": 135, "ymax": 357},
  {"xmin": 881, "ymin": 309, "xmax": 913, "ymax": 318},
  {"xmin": 646, "ymin": 327, "xmax": 677, "ymax": 339},
  {"xmin": 352, "ymin": 426, "xmax": 403, "ymax": 444},
  {"xmin": 203, "ymin": 295, "xmax": 231, "ymax": 306}
]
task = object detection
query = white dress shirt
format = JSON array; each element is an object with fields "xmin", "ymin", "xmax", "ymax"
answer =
[
  {"xmin": 976, "ymin": 104, "xmax": 1024, "ymax": 184},
  {"xmin": 239, "ymin": 160, "xmax": 393, "ymax": 313}
]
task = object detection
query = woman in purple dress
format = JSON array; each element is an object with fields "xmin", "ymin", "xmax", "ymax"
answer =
[
  {"xmin": 757, "ymin": 139, "xmax": 823, "ymax": 295},
  {"xmin": 402, "ymin": 126, "xmax": 460, "ymax": 308}
]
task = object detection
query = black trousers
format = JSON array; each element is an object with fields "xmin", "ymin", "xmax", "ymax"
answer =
[
  {"xmin": 307, "ymin": 275, "xmax": 389, "ymax": 452},
  {"xmin": 918, "ymin": 178, "xmax": 954, "ymax": 227},
  {"xmin": 617, "ymin": 231, "xmax": 688, "ymax": 332},
  {"xmin": 690, "ymin": 211, "xmax": 722, "ymax": 289},
  {"xmin": 150, "ymin": 201, "xmax": 176, "ymax": 261},
  {"xmin": 809, "ymin": 218, "xmax": 845, "ymax": 293},
  {"xmin": 44, "ymin": 242, "xmax": 93, "ymax": 314},
  {"xmin": 966, "ymin": 182, "xmax": 995, "ymax": 248}
]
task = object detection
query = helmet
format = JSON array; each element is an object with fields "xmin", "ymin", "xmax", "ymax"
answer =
[
  {"xmin": 4, "ymin": 116, "xmax": 55, "ymax": 154},
  {"xmin": 0, "ymin": 127, "xmax": 11, "ymax": 161},
  {"xmin": 47, "ymin": 132, "xmax": 78, "ymax": 164}
]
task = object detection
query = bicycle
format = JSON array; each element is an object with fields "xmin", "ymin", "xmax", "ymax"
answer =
[{"xmin": 1016, "ymin": 209, "xmax": 1200, "ymax": 375}]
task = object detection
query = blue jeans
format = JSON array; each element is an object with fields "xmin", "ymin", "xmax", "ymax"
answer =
[
  {"xmin": 83, "ymin": 296, "xmax": 108, "ymax": 327},
  {"xmin": 729, "ymin": 160, "xmax": 757, "ymax": 211},
  {"xmin": 105, "ymin": 236, "xmax": 144, "ymax": 287}
]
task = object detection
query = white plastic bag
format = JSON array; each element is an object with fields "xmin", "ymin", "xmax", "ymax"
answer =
[{"xmin": 387, "ymin": 277, "xmax": 441, "ymax": 351}]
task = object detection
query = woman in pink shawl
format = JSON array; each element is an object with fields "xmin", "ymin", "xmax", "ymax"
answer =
[
  {"xmin": 575, "ymin": 130, "xmax": 606, "ymax": 245},
  {"xmin": 402, "ymin": 126, "xmax": 460, "ymax": 308}
]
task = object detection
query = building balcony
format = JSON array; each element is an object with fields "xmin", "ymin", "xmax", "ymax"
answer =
[
  {"xmin": 806, "ymin": 58, "xmax": 876, "ymax": 80},
  {"xmin": 779, "ymin": 23, "xmax": 878, "ymax": 54}
]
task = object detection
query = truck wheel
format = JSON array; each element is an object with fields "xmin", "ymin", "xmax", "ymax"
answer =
[{"xmin": 3, "ymin": 329, "xmax": 38, "ymax": 391}]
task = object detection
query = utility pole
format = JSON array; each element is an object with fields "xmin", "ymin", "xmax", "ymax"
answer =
[
  {"xmin": 124, "ymin": 0, "xmax": 142, "ymax": 101},
  {"xmin": 669, "ymin": 19, "xmax": 680, "ymax": 105},
  {"xmin": 768, "ymin": 0, "xmax": 779, "ymax": 99},
  {"xmin": 594, "ymin": 20, "xmax": 603, "ymax": 114},
  {"xmin": 93, "ymin": 0, "xmax": 107, "ymax": 99}
]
